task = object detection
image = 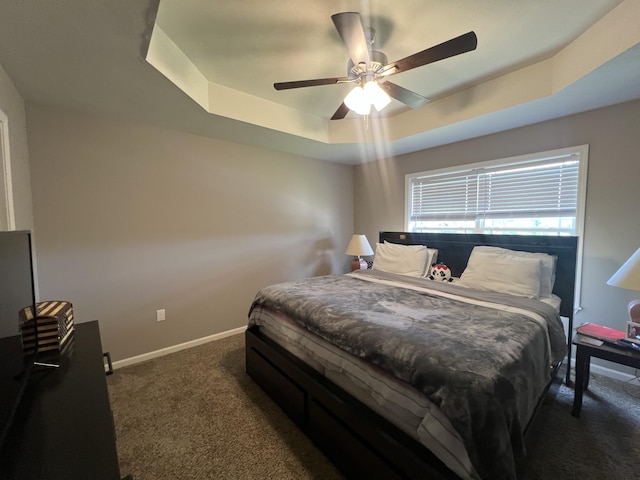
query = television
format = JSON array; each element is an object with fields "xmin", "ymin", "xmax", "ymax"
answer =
[{"xmin": 0, "ymin": 230, "xmax": 37, "ymax": 451}]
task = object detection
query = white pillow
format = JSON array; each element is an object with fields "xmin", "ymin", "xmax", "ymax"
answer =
[
  {"xmin": 382, "ymin": 242, "xmax": 437, "ymax": 271},
  {"xmin": 426, "ymin": 248, "xmax": 438, "ymax": 273},
  {"xmin": 372, "ymin": 242, "xmax": 429, "ymax": 277},
  {"xmin": 458, "ymin": 253, "xmax": 542, "ymax": 298},
  {"xmin": 471, "ymin": 246, "xmax": 557, "ymax": 297}
]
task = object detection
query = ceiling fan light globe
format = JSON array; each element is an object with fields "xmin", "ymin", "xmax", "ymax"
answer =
[
  {"xmin": 353, "ymin": 102, "xmax": 371, "ymax": 116},
  {"xmin": 365, "ymin": 81, "xmax": 391, "ymax": 112},
  {"xmin": 344, "ymin": 86, "xmax": 371, "ymax": 115}
]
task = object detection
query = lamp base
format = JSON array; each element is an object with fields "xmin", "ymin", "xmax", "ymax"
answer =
[
  {"xmin": 626, "ymin": 300, "xmax": 640, "ymax": 344},
  {"xmin": 629, "ymin": 299, "xmax": 640, "ymax": 323},
  {"xmin": 350, "ymin": 257, "xmax": 368, "ymax": 272}
]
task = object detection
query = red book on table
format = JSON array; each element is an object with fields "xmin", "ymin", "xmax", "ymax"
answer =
[{"xmin": 576, "ymin": 322, "xmax": 626, "ymax": 342}]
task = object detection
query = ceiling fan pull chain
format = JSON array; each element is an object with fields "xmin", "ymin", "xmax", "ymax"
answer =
[{"xmin": 362, "ymin": 113, "xmax": 369, "ymax": 130}]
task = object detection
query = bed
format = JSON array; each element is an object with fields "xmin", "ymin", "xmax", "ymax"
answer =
[{"xmin": 245, "ymin": 232, "xmax": 578, "ymax": 479}]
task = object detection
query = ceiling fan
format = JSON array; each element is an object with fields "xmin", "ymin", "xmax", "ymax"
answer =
[{"xmin": 274, "ymin": 12, "xmax": 478, "ymax": 120}]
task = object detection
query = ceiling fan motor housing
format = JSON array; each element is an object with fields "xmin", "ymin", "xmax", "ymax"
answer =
[{"xmin": 347, "ymin": 50, "xmax": 388, "ymax": 80}]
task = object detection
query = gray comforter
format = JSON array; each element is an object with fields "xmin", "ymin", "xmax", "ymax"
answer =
[{"xmin": 248, "ymin": 269, "xmax": 566, "ymax": 479}]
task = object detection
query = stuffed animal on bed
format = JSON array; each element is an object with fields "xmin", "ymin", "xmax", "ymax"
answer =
[{"xmin": 428, "ymin": 263, "xmax": 454, "ymax": 282}]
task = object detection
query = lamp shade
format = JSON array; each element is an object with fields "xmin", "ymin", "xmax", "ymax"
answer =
[
  {"xmin": 607, "ymin": 247, "xmax": 640, "ymax": 292},
  {"xmin": 345, "ymin": 234, "xmax": 374, "ymax": 257}
]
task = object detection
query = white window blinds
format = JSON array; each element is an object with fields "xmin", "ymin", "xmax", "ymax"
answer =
[
  {"xmin": 480, "ymin": 159, "xmax": 579, "ymax": 219},
  {"xmin": 408, "ymin": 155, "xmax": 580, "ymax": 224}
]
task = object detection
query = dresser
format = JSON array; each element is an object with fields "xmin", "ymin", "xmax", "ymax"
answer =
[{"xmin": 0, "ymin": 321, "xmax": 122, "ymax": 479}]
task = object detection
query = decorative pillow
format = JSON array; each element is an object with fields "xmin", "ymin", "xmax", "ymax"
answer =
[
  {"xmin": 372, "ymin": 242, "xmax": 429, "ymax": 277},
  {"xmin": 427, "ymin": 263, "xmax": 453, "ymax": 282},
  {"xmin": 471, "ymin": 246, "xmax": 557, "ymax": 297},
  {"xmin": 458, "ymin": 253, "xmax": 542, "ymax": 298}
]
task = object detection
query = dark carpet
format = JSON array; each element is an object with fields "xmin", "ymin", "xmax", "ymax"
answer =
[{"xmin": 107, "ymin": 333, "xmax": 640, "ymax": 479}]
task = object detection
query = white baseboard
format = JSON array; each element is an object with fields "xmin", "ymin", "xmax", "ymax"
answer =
[
  {"xmin": 112, "ymin": 326, "xmax": 247, "ymax": 370},
  {"xmin": 572, "ymin": 356, "xmax": 640, "ymax": 386}
]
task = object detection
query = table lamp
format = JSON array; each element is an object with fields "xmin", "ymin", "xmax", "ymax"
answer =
[
  {"xmin": 345, "ymin": 234, "xmax": 373, "ymax": 271},
  {"xmin": 607, "ymin": 247, "xmax": 640, "ymax": 323}
]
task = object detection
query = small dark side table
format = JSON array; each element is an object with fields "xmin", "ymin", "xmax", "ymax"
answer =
[{"xmin": 572, "ymin": 333, "xmax": 640, "ymax": 417}]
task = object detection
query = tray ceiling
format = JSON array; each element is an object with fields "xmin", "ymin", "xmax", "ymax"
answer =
[{"xmin": 0, "ymin": 0, "xmax": 639, "ymax": 164}]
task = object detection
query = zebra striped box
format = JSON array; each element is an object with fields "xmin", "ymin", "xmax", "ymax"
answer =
[{"xmin": 19, "ymin": 300, "xmax": 74, "ymax": 355}]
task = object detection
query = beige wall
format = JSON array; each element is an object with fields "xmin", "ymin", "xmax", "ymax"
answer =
[
  {"xmin": 355, "ymin": 100, "xmax": 640, "ymax": 372},
  {"xmin": 26, "ymin": 104, "xmax": 353, "ymax": 361},
  {"xmin": 0, "ymin": 62, "xmax": 33, "ymax": 231}
]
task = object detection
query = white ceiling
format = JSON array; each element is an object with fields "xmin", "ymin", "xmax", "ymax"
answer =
[{"xmin": 0, "ymin": 0, "xmax": 639, "ymax": 165}]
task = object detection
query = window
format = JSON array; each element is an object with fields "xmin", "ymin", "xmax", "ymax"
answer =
[{"xmin": 406, "ymin": 145, "xmax": 588, "ymax": 237}]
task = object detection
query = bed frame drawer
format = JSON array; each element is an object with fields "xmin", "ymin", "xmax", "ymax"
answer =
[
  {"xmin": 245, "ymin": 327, "xmax": 458, "ymax": 480},
  {"xmin": 245, "ymin": 333, "xmax": 306, "ymax": 427},
  {"xmin": 308, "ymin": 397, "xmax": 404, "ymax": 479}
]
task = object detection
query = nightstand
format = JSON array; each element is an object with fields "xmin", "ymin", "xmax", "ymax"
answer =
[{"xmin": 572, "ymin": 333, "xmax": 640, "ymax": 417}]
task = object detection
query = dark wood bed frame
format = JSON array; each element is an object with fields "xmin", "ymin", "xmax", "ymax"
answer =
[{"xmin": 245, "ymin": 232, "xmax": 578, "ymax": 479}]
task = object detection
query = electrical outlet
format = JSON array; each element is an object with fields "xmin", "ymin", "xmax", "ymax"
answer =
[{"xmin": 156, "ymin": 309, "xmax": 166, "ymax": 322}]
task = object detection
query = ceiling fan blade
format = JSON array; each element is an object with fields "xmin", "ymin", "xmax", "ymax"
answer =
[
  {"xmin": 381, "ymin": 82, "xmax": 430, "ymax": 109},
  {"xmin": 385, "ymin": 31, "xmax": 477, "ymax": 75},
  {"xmin": 274, "ymin": 77, "xmax": 349, "ymax": 90},
  {"xmin": 331, "ymin": 12, "xmax": 371, "ymax": 67},
  {"xmin": 330, "ymin": 102, "xmax": 350, "ymax": 120}
]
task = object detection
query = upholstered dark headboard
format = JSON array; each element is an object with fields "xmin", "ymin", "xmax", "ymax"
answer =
[{"xmin": 379, "ymin": 232, "xmax": 578, "ymax": 321}]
